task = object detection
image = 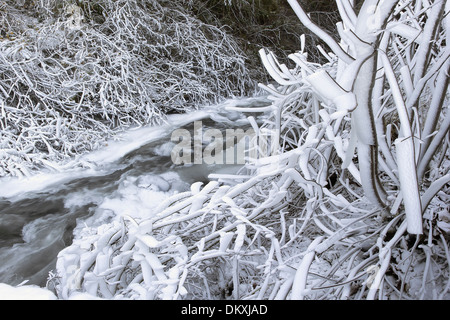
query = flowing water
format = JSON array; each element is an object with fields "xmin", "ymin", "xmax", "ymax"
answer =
[{"xmin": 0, "ymin": 97, "xmax": 270, "ymax": 287}]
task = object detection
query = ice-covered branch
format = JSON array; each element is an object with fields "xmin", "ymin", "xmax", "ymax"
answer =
[{"xmin": 287, "ymin": 0, "xmax": 355, "ymax": 64}]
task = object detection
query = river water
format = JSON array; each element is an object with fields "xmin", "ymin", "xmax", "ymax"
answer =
[{"xmin": 0, "ymin": 96, "xmax": 270, "ymax": 287}]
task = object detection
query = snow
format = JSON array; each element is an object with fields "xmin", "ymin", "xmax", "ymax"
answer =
[
  {"xmin": 0, "ymin": 283, "xmax": 106, "ymax": 300},
  {"xmin": 66, "ymin": 292, "xmax": 104, "ymax": 300},
  {"xmin": 92, "ymin": 172, "xmax": 187, "ymax": 221},
  {"xmin": 0, "ymin": 168, "xmax": 108, "ymax": 199},
  {"xmin": 0, "ymin": 0, "xmax": 448, "ymax": 300},
  {"xmin": 0, "ymin": 283, "xmax": 57, "ymax": 300}
]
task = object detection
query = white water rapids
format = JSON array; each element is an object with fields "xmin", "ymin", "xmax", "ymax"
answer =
[{"xmin": 0, "ymin": 96, "xmax": 270, "ymax": 289}]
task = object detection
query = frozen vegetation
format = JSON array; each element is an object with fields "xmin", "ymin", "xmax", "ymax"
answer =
[
  {"xmin": 0, "ymin": 0, "xmax": 449, "ymax": 300},
  {"xmin": 0, "ymin": 0, "xmax": 254, "ymax": 177}
]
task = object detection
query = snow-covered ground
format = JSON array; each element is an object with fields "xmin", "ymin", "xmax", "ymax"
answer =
[{"xmin": 0, "ymin": 283, "xmax": 57, "ymax": 300}]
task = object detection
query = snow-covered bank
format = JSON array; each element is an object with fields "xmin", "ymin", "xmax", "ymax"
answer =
[
  {"xmin": 0, "ymin": 282, "xmax": 104, "ymax": 300},
  {"xmin": 0, "ymin": 283, "xmax": 57, "ymax": 300}
]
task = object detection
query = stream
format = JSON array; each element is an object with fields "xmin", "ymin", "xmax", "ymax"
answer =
[{"xmin": 0, "ymin": 96, "xmax": 270, "ymax": 288}]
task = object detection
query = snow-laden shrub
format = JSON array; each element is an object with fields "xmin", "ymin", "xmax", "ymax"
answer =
[
  {"xmin": 0, "ymin": 0, "xmax": 254, "ymax": 177},
  {"xmin": 52, "ymin": 0, "xmax": 449, "ymax": 300}
]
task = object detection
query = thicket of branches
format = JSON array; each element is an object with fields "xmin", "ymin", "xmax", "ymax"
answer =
[
  {"xmin": 52, "ymin": 0, "xmax": 449, "ymax": 300},
  {"xmin": 187, "ymin": 0, "xmax": 341, "ymax": 69},
  {"xmin": 0, "ymin": 0, "xmax": 254, "ymax": 177}
]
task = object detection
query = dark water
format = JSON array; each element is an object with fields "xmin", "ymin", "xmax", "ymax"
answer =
[{"xmin": 0, "ymin": 99, "xmax": 269, "ymax": 287}]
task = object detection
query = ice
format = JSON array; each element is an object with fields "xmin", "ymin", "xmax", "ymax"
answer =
[
  {"xmin": 103, "ymin": 179, "xmax": 174, "ymax": 220},
  {"xmin": 71, "ymin": 171, "xmax": 190, "ymax": 237},
  {"xmin": 80, "ymin": 109, "xmax": 211, "ymax": 165},
  {"xmin": 0, "ymin": 170, "xmax": 97, "ymax": 199},
  {"xmin": 136, "ymin": 174, "xmax": 171, "ymax": 192},
  {"xmin": 153, "ymin": 141, "xmax": 176, "ymax": 157}
]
